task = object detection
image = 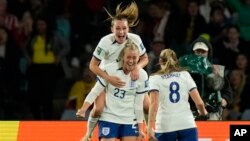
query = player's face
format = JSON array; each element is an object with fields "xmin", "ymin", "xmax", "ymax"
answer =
[
  {"xmin": 111, "ymin": 19, "xmax": 129, "ymax": 44},
  {"xmin": 123, "ymin": 49, "xmax": 139, "ymax": 74}
]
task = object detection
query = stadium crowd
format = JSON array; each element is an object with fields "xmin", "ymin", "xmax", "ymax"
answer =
[{"xmin": 0, "ymin": 0, "xmax": 250, "ymax": 121}]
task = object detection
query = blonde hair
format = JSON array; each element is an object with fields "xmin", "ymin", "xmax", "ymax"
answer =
[
  {"xmin": 118, "ymin": 39, "xmax": 139, "ymax": 66},
  {"xmin": 155, "ymin": 49, "xmax": 186, "ymax": 75},
  {"xmin": 105, "ymin": 1, "xmax": 139, "ymax": 27}
]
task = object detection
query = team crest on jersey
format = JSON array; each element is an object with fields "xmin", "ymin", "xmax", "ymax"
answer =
[
  {"xmin": 97, "ymin": 47, "xmax": 103, "ymax": 55},
  {"xmin": 130, "ymin": 80, "xmax": 135, "ymax": 88},
  {"xmin": 102, "ymin": 127, "xmax": 110, "ymax": 136}
]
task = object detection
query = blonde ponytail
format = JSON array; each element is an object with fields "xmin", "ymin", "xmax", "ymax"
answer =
[{"xmin": 104, "ymin": 1, "xmax": 139, "ymax": 27}]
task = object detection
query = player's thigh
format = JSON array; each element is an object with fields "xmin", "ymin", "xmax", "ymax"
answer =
[
  {"xmin": 94, "ymin": 90, "xmax": 106, "ymax": 112},
  {"xmin": 178, "ymin": 128, "xmax": 198, "ymax": 141},
  {"xmin": 121, "ymin": 136, "xmax": 137, "ymax": 141},
  {"xmin": 143, "ymin": 94, "xmax": 150, "ymax": 112},
  {"xmin": 100, "ymin": 138, "xmax": 116, "ymax": 141}
]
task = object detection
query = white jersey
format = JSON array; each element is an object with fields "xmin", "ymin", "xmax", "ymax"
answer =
[
  {"xmin": 93, "ymin": 33, "xmax": 146, "ymax": 68},
  {"xmin": 98, "ymin": 62, "xmax": 149, "ymax": 124},
  {"xmin": 149, "ymin": 71, "xmax": 197, "ymax": 133}
]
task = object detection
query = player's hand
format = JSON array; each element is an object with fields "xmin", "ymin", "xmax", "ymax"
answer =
[
  {"xmin": 131, "ymin": 66, "xmax": 140, "ymax": 80},
  {"xmin": 195, "ymin": 114, "xmax": 209, "ymax": 121},
  {"xmin": 107, "ymin": 75, "xmax": 126, "ymax": 87},
  {"xmin": 76, "ymin": 109, "xmax": 85, "ymax": 118},
  {"xmin": 137, "ymin": 131, "xmax": 145, "ymax": 141},
  {"xmin": 148, "ymin": 128, "xmax": 157, "ymax": 141},
  {"xmin": 221, "ymin": 98, "xmax": 227, "ymax": 108}
]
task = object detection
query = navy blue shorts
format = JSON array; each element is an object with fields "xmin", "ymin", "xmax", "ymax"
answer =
[
  {"xmin": 98, "ymin": 121, "xmax": 139, "ymax": 139},
  {"xmin": 155, "ymin": 128, "xmax": 198, "ymax": 141}
]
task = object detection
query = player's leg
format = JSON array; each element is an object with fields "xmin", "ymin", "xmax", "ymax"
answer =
[
  {"xmin": 84, "ymin": 90, "xmax": 106, "ymax": 140},
  {"xmin": 143, "ymin": 94, "xmax": 150, "ymax": 127},
  {"xmin": 121, "ymin": 136, "xmax": 137, "ymax": 141}
]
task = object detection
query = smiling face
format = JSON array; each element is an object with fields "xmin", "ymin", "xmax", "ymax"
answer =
[
  {"xmin": 111, "ymin": 19, "xmax": 129, "ymax": 44},
  {"xmin": 122, "ymin": 48, "xmax": 139, "ymax": 74}
]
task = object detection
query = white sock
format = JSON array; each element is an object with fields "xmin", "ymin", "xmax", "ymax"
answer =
[{"xmin": 86, "ymin": 117, "xmax": 99, "ymax": 138}]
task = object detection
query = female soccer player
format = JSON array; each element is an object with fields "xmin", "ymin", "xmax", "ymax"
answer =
[
  {"xmin": 148, "ymin": 49, "xmax": 208, "ymax": 141},
  {"xmin": 83, "ymin": 40, "xmax": 148, "ymax": 141},
  {"xmin": 76, "ymin": 2, "xmax": 149, "ymax": 141}
]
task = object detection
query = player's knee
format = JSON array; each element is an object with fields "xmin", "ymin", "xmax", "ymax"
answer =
[{"xmin": 93, "ymin": 106, "xmax": 103, "ymax": 116}]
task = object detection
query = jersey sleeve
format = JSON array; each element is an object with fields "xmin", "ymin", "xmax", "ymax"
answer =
[
  {"xmin": 138, "ymin": 42, "xmax": 146, "ymax": 57},
  {"xmin": 184, "ymin": 71, "xmax": 197, "ymax": 91},
  {"xmin": 129, "ymin": 33, "xmax": 146, "ymax": 56},
  {"xmin": 148, "ymin": 75, "xmax": 160, "ymax": 92},
  {"xmin": 136, "ymin": 69, "xmax": 149, "ymax": 94},
  {"xmin": 93, "ymin": 38, "xmax": 107, "ymax": 61}
]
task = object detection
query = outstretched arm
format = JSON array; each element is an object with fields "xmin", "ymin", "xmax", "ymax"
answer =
[{"xmin": 76, "ymin": 81, "xmax": 104, "ymax": 118}]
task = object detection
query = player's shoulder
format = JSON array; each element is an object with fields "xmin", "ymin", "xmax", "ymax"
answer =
[
  {"xmin": 137, "ymin": 69, "xmax": 148, "ymax": 80},
  {"xmin": 139, "ymin": 69, "xmax": 148, "ymax": 76},
  {"xmin": 180, "ymin": 70, "xmax": 191, "ymax": 76},
  {"xmin": 99, "ymin": 33, "xmax": 115, "ymax": 45},
  {"xmin": 127, "ymin": 33, "xmax": 141, "ymax": 42},
  {"xmin": 149, "ymin": 73, "xmax": 161, "ymax": 80}
]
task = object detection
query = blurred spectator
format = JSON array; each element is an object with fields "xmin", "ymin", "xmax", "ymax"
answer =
[
  {"xmin": 17, "ymin": 10, "xmax": 33, "ymax": 48},
  {"xmin": 213, "ymin": 25, "xmax": 249, "ymax": 70},
  {"xmin": 0, "ymin": 0, "xmax": 20, "ymax": 44},
  {"xmin": 61, "ymin": 62, "xmax": 96, "ymax": 120},
  {"xmin": 146, "ymin": 40, "xmax": 166, "ymax": 75},
  {"xmin": 147, "ymin": 0, "xmax": 181, "ymax": 49},
  {"xmin": 199, "ymin": 0, "xmax": 231, "ymax": 23},
  {"xmin": 24, "ymin": 15, "xmax": 70, "ymax": 119},
  {"xmin": 234, "ymin": 53, "xmax": 250, "ymax": 76},
  {"xmin": 0, "ymin": 26, "xmax": 22, "ymax": 119},
  {"xmin": 28, "ymin": 0, "xmax": 48, "ymax": 19},
  {"xmin": 239, "ymin": 74, "xmax": 250, "ymax": 115},
  {"xmin": 207, "ymin": 3, "xmax": 231, "ymax": 44},
  {"xmin": 232, "ymin": 53, "xmax": 250, "ymax": 114},
  {"xmin": 226, "ymin": 0, "xmax": 250, "ymax": 42},
  {"xmin": 179, "ymin": 0, "xmax": 208, "ymax": 53},
  {"xmin": 224, "ymin": 69, "xmax": 245, "ymax": 120}
]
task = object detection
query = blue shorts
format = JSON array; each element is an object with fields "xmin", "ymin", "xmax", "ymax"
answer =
[
  {"xmin": 98, "ymin": 120, "xmax": 139, "ymax": 139},
  {"xmin": 155, "ymin": 128, "xmax": 198, "ymax": 141}
]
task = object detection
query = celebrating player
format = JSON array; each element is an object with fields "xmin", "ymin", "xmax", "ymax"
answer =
[{"xmin": 148, "ymin": 49, "xmax": 208, "ymax": 141}]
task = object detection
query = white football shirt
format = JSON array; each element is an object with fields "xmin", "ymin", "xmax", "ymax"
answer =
[
  {"xmin": 93, "ymin": 33, "xmax": 146, "ymax": 68},
  {"xmin": 98, "ymin": 62, "xmax": 149, "ymax": 124},
  {"xmin": 149, "ymin": 71, "xmax": 197, "ymax": 133}
]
